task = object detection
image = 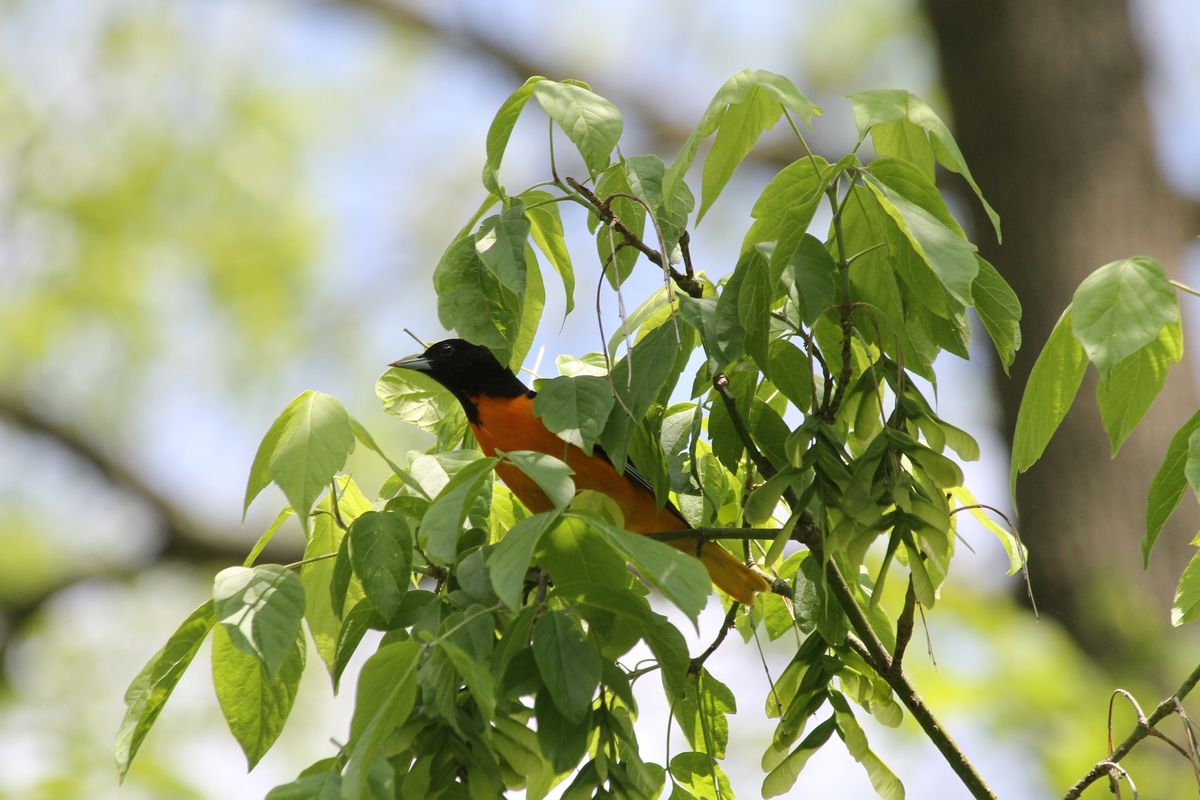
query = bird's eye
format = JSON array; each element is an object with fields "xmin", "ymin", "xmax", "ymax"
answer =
[{"xmin": 438, "ymin": 342, "xmax": 454, "ymax": 356}]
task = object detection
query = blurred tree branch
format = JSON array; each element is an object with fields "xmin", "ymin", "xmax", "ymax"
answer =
[
  {"xmin": 0, "ymin": 394, "xmax": 300, "ymax": 657},
  {"xmin": 335, "ymin": 0, "xmax": 805, "ymax": 165}
]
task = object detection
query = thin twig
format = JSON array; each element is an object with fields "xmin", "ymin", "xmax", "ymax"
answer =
[
  {"xmin": 689, "ymin": 603, "xmax": 740, "ymax": 674},
  {"xmin": 1065, "ymin": 661, "xmax": 1200, "ymax": 799},
  {"xmin": 565, "ymin": 176, "xmax": 702, "ymax": 298}
]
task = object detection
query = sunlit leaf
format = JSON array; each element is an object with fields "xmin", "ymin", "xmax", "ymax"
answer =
[
  {"xmin": 211, "ymin": 626, "xmax": 304, "ymax": 770},
  {"xmin": 212, "ymin": 565, "xmax": 305, "ymax": 678},
  {"xmin": 116, "ymin": 601, "xmax": 215, "ymax": 781},
  {"xmin": 532, "ymin": 80, "xmax": 623, "ymax": 174},
  {"xmin": 244, "ymin": 391, "xmax": 355, "ymax": 524},
  {"xmin": 1071, "ymin": 256, "xmax": 1178, "ymax": 372},
  {"xmin": 1010, "ymin": 309, "xmax": 1087, "ymax": 495}
]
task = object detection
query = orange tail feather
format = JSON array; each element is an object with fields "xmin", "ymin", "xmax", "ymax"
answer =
[{"xmin": 667, "ymin": 538, "xmax": 768, "ymax": 605}]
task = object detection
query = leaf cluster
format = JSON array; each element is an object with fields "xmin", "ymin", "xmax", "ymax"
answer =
[{"xmin": 117, "ymin": 71, "xmax": 1028, "ymax": 799}]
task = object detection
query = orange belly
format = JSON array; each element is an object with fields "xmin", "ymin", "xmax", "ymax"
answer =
[{"xmin": 468, "ymin": 394, "xmax": 682, "ymax": 532}]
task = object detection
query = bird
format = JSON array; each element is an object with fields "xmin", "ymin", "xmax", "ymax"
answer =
[{"xmin": 389, "ymin": 338, "xmax": 768, "ymax": 605}]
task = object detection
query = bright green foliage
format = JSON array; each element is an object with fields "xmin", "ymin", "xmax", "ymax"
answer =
[
  {"xmin": 115, "ymin": 601, "xmax": 215, "ymax": 782},
  {"xmin": 212, "ymin": 624, "xmax": 305, "ymax": 769},
  {"xmin": 533, "ymin": 375, "xmax": 615, "ymax": 453},
  {"xmin": 244, "ymin": 390, "xmax": 357, "ymax": 526},
  {"xmin": 1010, "ymin": 310, "xmax": 1088, "ymax": 493},
  {"xmin": 212, "ymin": 564, "xmax": 305, "ymax": 678},
  {"xmin": 119, "ymin": 72, "xmax": 1030, "ymax": 799},
  {"xmin": 1097, "ymin": 318, "xmax": 1183, "ymax": 454},
  {"xmin": 1173, "ymin": 536, "xmax": 1200, "ymax": 626},
  {"xmin": 1144, "ymin": 409, "xmax": 1200, "ymax": 565},
  {"xmin": 1012, "ymin": 255, "xmax": 1199, "ymax": 625},
  {"xmin": 1071, "ymin": 257, "xmax": 1178, "ymax": 371}
]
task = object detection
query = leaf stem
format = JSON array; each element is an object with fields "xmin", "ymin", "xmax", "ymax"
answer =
[{"xmin": 1171, "ymin": 279, "xmax": 1200, "ymax": 299}]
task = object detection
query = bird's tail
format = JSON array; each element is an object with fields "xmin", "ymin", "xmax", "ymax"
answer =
[{"xmin": 667, "ymin": 537, "xmax": 769, "ymax": 605}]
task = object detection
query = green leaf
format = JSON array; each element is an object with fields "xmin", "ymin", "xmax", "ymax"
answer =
[
  {"xmin": 243, "ymin": 508, "xmax": 293, "ymax": 568},
  {"xmin": 867, "ymin": 157, "xmax": 963, "ymax": 235},
  {"xmin": 433, "ymin": 234, "xmax": 523, "ymax": 368},
  {"xmin": 344, "ymin": 642, "xmax": 421, "ymax": 799},
  {"xmin": 599, "ymin": 322, "xmax": 682, "ymax": 468},
  {"xmin": 483, "ymin": 76, "xmax": 544, "ymax": 197},
  {"xmin": 347, "ymin": 511, "xmax": 414, "ymax": 623},
  {"xmin": 419, "ymin": 456, "xmax": 497, "ymax": 566},
  {"xmin": 848, "ymin": 89, "xmax": 1000, "ymax": 239},
  {"xmin": 266, "ymin": 769, "xmax": 341, "ymax": 800},
  {"xmin": 864, "ymin": 174, "xmax": 978, "ymax": 306},
  {"xmin": 699, "ymin": 83, "xmax": 783, "ymax": 221},
  {"xmin": 532, "ymin": 80, "xmax": 623, "ymax": 174},
  {"xmin": 523, "ymin": 189, "xmax": 575, "ymax": 315},
  {"xmin": 1010, "ymin": 309, "xmax": 1088, "ymax": 495},
  {"xmin": 213, "ymin": 565, "xmax": 305, "ymax": 678},
  {"xmin": 971, "ymin": 256, "xmax": 1022, "ymax": 373},
  {"xmin": 667, "ymin": 70, "xmax": 819, "ymax": 224},
  {"xmin": 532, "ymin": 610, "xmax": 602, "ymax": 722},
  {"xmin": 582, "ymin": 518, "xmax": 711, "ymax": 622},
  {"xmin": 1144, "ymin": 409, "xmax": 1200, "ymax": 565},
  {"xmin": 678, "ymin": 295, "xmax": 741, "ymax": 370},
  {"xmin": 511, "ymin": 240, "xmax": 546, "ymax": 372},
  {"xmin": 1172, "ymin": 540, "xmax": 1200, "ymax": 626},
  {"xmin": 475, "ymin": 202, "xmax": 530, "ymax": 296},
  {"xmin": 767, "ymin": 340, "xmax": 814, "ymax": 413},
  {"xmin": 303, "ymin": 478, "xmax": 371, "ymax": 674},
  {"xmin": 624, "ymin": 154, "xmax": 695, "ymax": 253},
  {"xmin": 762, "ymin": 716, "xmax": 836, "ymax": 797},
  {"xmin": 115, "ymin": 601, "xmax": 215, "ymax": 781},
  {"xmin": 501, "ymin": 450, "xmax": 577, "ymax": 508},
  {"xmin": 376, "ymin": 367, "xmax": 467, "ymax": 436},
  {"xmin": 738, "ymin": 252, "xmax": 773, "ymax": 369},
  {"xmin": 1098, "ymin": 318, "xmax": 1183, "ymax": 455},
  {"xmin": 244, "ymin": 391, "xmax": 356, "ymax": 524},
  {"xmin": 593, "ymin": 162, "xmax": 643, "ymax": 288},
  {"xmin": 533, "ymin": 375, "xmax": 615, "ymax": 454},
  {"xmin": 211, "ymin": 625, "xmax": 304, "ymax": 770},
  {"xmin": 488, "ymin": 511, "xmax": 560, "ymax": 609},
  {"xmin": 669, "ymin": 751, "xmax": 734, "ymax": 800},
  {"xmin": 439, "ymin": 639, "xmax": 497, "ymax": 720},
  {"xmin": 785, "ymin": 235, "xmax": 838, "ymax": 325},
  {"xmin": 1071, "ymin": 256, "xmax": 1179, "ymax": 372},
  {"xmin": 870, "ymin": 118, "xmax": 934, "ymax": 181},
  {"xmin": 535, "ymin": 690, "xmax": 590, "ymax": 773},
  {"xmin": 675, "ymin": 670, "xmax": 736, "ymax": 759},
  {"xmin": 948, "ymin": 487, "xmax": 1025, "ymax": 575},
  {"xmin": 742, "ymin": 157, "xmax": 830, "ymax": 271}
]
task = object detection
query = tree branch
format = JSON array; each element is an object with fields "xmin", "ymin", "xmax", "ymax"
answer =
[
  {"xmin": 700, "ymin": 380, "xmax": 995, "ymax": 797},
  {"xmin": 1064, "ymin": 662, "xmax": 1200, "ymax": 799},
  {"xmin": 0, "ymin": 394, "xmax": 300, "ymax": 655},
  {"xmin": 565, "ymin": 177, "xmax": 703, "ymax": 298}
]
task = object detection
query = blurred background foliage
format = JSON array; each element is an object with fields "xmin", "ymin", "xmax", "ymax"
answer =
[{"xmin": 1, "ymin": 0, "xmax": 1199, "ymax": 797}]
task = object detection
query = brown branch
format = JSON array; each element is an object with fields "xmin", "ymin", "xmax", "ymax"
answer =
[
  {"xmin": 565, "ymin": 177, "xmax": 703, "ymax": 298},
  {"xmin": 689, "ymin": 602, "xmax": 740, "ymax": 674},
  {"xmin": 1064, "ymin": 661, "xmax": 1200, "ymax": 799},
  {"xmin": 333, "ymin": 0, "xmax": 810, "ymax": 169}
]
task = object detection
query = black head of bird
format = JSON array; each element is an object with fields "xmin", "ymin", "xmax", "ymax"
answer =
[{"xmin": 389, "ymin": 338, "xmax": 530, "ymax": 408}]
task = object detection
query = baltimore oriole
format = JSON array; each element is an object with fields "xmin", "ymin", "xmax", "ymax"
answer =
[{"xmin": 390, "ymin": 338, "xmax": 768, "ymax": 605}]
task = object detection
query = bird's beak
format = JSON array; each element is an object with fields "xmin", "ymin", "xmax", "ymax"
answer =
[{"xmin": 389, "ymin": 355, "xmax": 433, "ymax": 373}]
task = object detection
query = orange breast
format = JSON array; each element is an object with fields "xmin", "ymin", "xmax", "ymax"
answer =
[{"xmin": 468, "ymin": 394, "xmax": 683, "ymax": 533}]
